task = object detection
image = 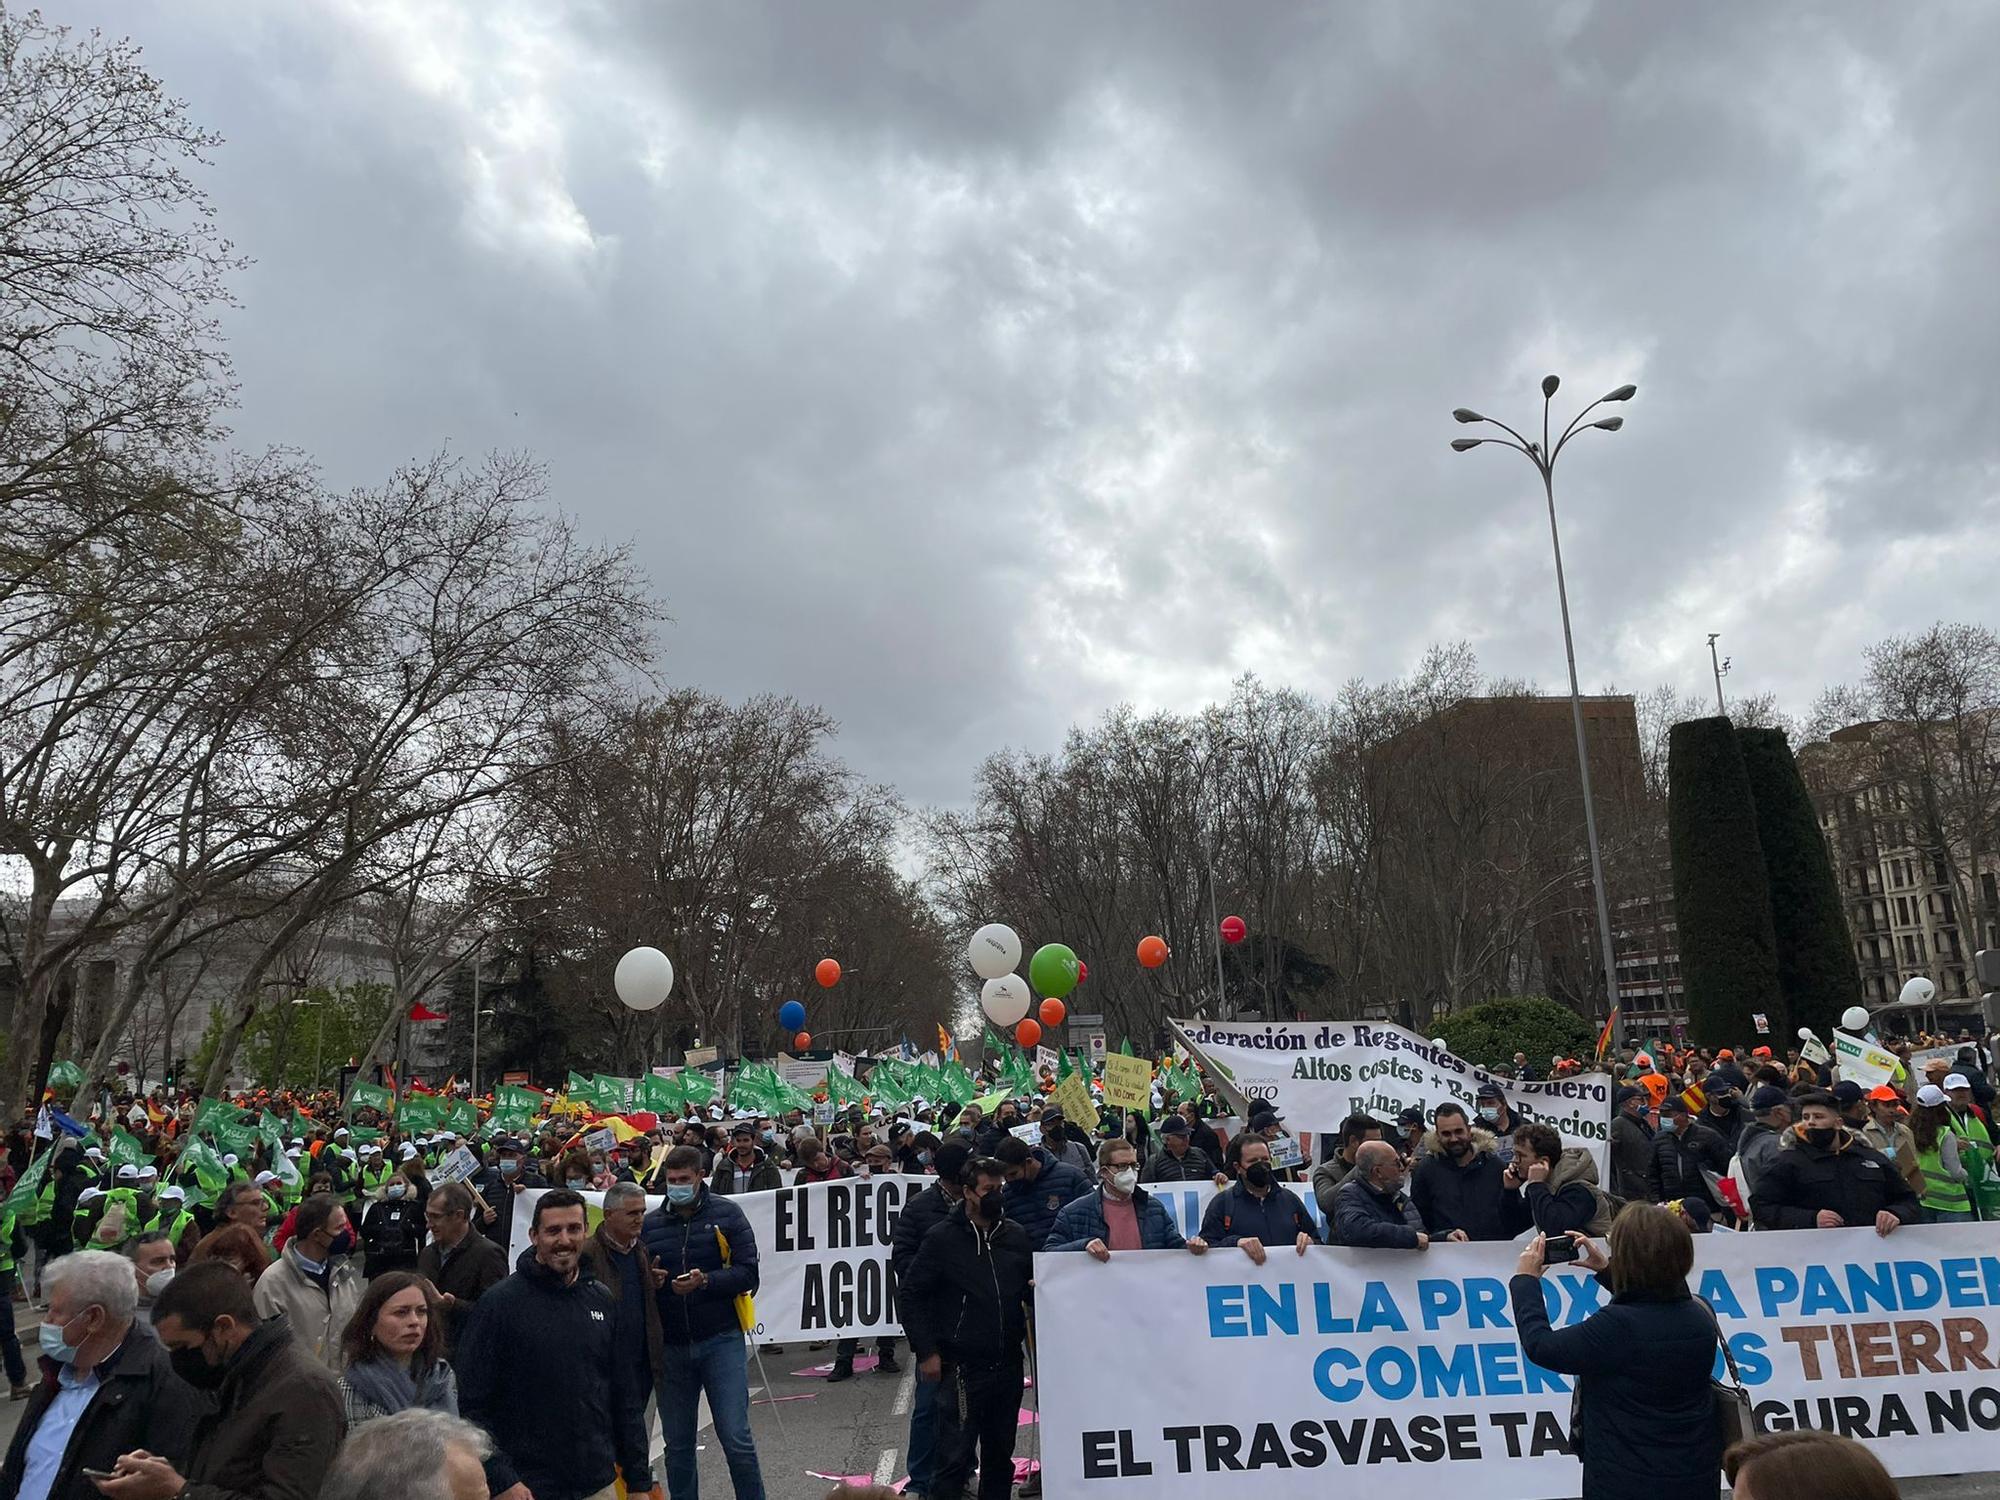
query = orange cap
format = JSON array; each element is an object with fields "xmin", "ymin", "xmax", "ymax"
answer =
[
  {"xmin": 1866, "ymin": 1084, "xmax": 1902, "ymax": 1103},
  {"xmin": 1716, "ymin": 1049, "xmax": 1735, "ymax": 1060},
  {"xmin": 1752, "ymin": 1046, "xmax": 1773, "ymax": 1057}
]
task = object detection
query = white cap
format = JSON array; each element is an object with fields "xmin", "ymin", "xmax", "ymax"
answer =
[
  {"xmin": 84, "ymin": 1147, "xmax": 104, "ymax": 1160},
  {"xmin": 159, "ymin": 1185, "xmax": 186, "ymax": 1201},
  {"xmin": 138, "ymin": 1165, "xmax": 158, "ymax": 1179},
  {"xmin": 255, "ymin": 1170, "xmax": 280, "ymax": 1186},
  {"xmin": 77, "ymin": 1187, "xmax": 105, "ymax": 1204},
  {"xmin": 333, "ymin": 1127, "xmax": 349, "ymax": 1138},
  {"xmin": 116, "ymin": 1164, "xmax": 140, "ymax": 1180},
  {"xmin": 707, "ymin": 1104, "xmax": 723, "ymax": 1119},
  {"xmin": 222, "ymin": 1154, "xmax": 239, "ymax": 1167},
  {"xmin": 1945, "ymin": 1073, "xmax": 1971, "ymax": 1090},
  {"xmin": 288, "ymin": 1139, "xmax": 304, "ymax": 1149},
  {"xmin": 1917, "ymin": 1084, "xmax": 1950, "ymax": 1107},
  {"xmin": 362, "ymin": 1144, "xmax": 382, "ymax": 1157},
  {"xmin": 399, "ymin": 1143, "xmax": 419, "ymax": 1160}
]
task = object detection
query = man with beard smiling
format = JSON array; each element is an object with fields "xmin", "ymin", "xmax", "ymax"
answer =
[
  {"xmin": 458, "ymin": 1188, "xmax": 652, "ymax": 1500},
  {"xmin": 1412, "ymin": 1102, "xmax": 1522, "ymax": 1243}
]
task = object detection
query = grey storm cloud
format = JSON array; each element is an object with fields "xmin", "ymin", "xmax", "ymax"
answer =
[{"xmin": 59, "ymin": 0, "xmax": 2000, "ymax": 804}]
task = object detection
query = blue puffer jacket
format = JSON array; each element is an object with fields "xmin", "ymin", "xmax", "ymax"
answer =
[
  {"xmin": 640, "ymin": 1186, "xmax": 760, "ymax": 1345},
  {"xmin": 1002, "ymin": 1149, "xmax": 1093, "ymax": 1248},
  {"xmin": 1045, "ymin": 1187, "xmax": 1186, "ymax": 1251}
]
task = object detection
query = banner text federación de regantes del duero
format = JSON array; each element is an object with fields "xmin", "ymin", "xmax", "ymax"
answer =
[
  {"xmin": 1034, "ymin": 1225, "xmax": 2000, "ymax": 1499},
  {"xmin": 1171, "ymin": 1017, "xmax": 1614, "ymax": 1178}
]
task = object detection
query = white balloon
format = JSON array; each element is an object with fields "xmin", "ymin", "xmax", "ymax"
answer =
[
  {"xmin": 1840, "ymin": 1005, "xmax": 1871, "ymax": 1033},
  {"xmin": 980, "ymin": 974, "xmax": 1032, "ymax": 1027},
  {"xmin": 615, "ymin": 946, "xmax": 674, "ymax": 1012},
  {"xmin": 1797, "ymin": 1027, "xmax": 1815, "ymax": 1041},
  {"xmin": 1898, "ymin": 976, "xmax": 1935, "ymax": 1007},
  {"xmin": 968, "ymin": 924, "xmax": 1022, "ymax": 981}
]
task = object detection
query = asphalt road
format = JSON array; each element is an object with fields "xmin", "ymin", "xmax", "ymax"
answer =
[{"xmin": 0, "ymin": 1300, "xmax": 1990, "ymax": 1498}]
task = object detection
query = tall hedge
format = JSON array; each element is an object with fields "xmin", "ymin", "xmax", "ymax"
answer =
[
  {"xmin": 1737, "ymin": 725, "xmax": 1861, "ymax": 1037},
  {"xmin": 1668, "ymin": 717, "xmax": 1786, "ymax": 1044}
]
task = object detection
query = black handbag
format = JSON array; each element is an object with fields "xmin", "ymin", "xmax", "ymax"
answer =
[
  {"xmin": 1702, "ymin": 1296, "xmax": 1757, "ymax": 1453},
  {"xmin": 1568, "ymin": 1295, "xmax": 1755, "ymax": 1462}
]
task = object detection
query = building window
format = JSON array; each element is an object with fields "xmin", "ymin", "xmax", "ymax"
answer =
[
  {"xmin": 1896, "ymin": 896, "xmax": 1912, "ymax": 925},
  {"xmin": 1943, "ymin": 891, "xmax": 1957, "ymax": 922},
  {"xmin": 1903, "ymin": 935, "xmax": 1919, "ymax": 965}
]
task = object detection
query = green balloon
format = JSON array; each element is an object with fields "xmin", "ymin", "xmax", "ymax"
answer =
[{"xmin": 1029, "ymin": 943, "xmax": 1080, "ymax": 1000}]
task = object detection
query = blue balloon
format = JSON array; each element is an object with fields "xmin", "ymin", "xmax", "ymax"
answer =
[{"xmin": 778, "ymin": 1000, "xmax": 807, "ymax": 1032}]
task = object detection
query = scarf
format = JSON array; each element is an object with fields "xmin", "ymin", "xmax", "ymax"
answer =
[{"xmin": 344, "ymin": 1354, "xmax": 455, "ymax": 1417}]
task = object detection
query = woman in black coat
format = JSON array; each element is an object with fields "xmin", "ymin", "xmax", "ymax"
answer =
[{"xmin": 1511, "ymin": 1204, "xmax": 1722, "ymax": 1500}]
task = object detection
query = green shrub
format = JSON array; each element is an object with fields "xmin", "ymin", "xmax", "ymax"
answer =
[{"xmin": 1434, "ymin": 995, "xmax": 1595, "ymax": 1070}]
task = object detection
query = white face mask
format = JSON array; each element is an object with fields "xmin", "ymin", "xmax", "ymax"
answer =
[
  {"xmin": 1108, "ymin": 1167, "xmax": 1138, "ymax": 1196},
  {"xmin": 145, "ymin": 1267, "xmax": 176, "ymax": 1299}
]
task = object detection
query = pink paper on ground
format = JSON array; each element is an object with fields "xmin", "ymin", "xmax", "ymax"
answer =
[{"xmin": 1017, "ymin": 1408, "xmax": 1039, "ymax": 1426}]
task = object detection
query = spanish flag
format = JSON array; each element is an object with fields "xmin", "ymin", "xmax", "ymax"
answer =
[{"xmin": 1594, "ymin": 1010, "xmax": 1618, "ymax": 1063}]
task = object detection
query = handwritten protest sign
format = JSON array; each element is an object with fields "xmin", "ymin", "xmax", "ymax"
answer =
[{"xmin": 1101, "ymin": 1053, "xmax": 1152, "ymax": 1111}]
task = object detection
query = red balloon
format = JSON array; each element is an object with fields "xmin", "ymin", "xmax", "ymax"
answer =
[
  {"xmin": 815, "ymin": 958, "xmax": 841, "ymax": 988},
  {"xmin": 1075, "ymin": 960, "xmax": 1088, "ymax": 983},
  {"xmin": 1137, "ymin": 935, "xmax": 1169, "ymax": 969},
  {"xmin": 1038, "ymin": 997, "xmax": 1066, "ymax": 1027},
  {"xmin": 1015, "ymin": 1019, "xmax": 1042, "ymax": 1048},
  {"xmin": 1220, "ymin": 915, "xmax": 1247, "ymax": 945},
  {"xmin": 794, "ymin": 1031, "xmax": 812, "ymax": 1049}
]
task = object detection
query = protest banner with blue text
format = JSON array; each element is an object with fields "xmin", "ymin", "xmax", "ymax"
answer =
[{"xmin": 1035, "ymin": 1224, "xmax": 2000, "ymax": 1499}]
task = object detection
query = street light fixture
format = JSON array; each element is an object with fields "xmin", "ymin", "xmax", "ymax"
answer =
[{"xmin": 1449, "ymin": 375, "xmax": 1638, "ymax": 1020}]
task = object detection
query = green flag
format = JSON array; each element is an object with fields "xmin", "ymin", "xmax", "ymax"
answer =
[
  {"xmin": 640, "ymin": 1073, "xmax": 683, "ymax": 1113},
  {"xmin": 1119, "ymin": 1037, "xmax": 1135, "ymax": 1056},
  {"xmin": 1003, "ymin": 1053, "xmax": 1038, "ymax": 1097},
  {"xmin": 108, "ymin": 1129, "xmax": 148, "ymax": 1170},
  {"xmin": 179, "ymin": 1138, "xmax": 228, "ymax": 1205},
  {"xmin": 348, "ymin": 1125, "xmax": 383, "ymax": 1146},
  {"xmin": 1055, "ymin": 1048, "xmax": 1074, "ymax": 1082},
  {"xmin": 983, "ymin": 1024, "xmax": 1010, "ymax": 1058},
  {"xmin": 442, "ymin": 1100, "xmax": 478, "ymax": 1136},
  {"xmin": 498, "ymin": 1084, "xmax": 544, "ymax": 1114},
  {"xmin": 679, "ymin": 1069, "xmax": 716, "ymax": 1107},
  {"xmin": 4, "ymin": 1143, "xmax": 56, "ymax": 1216},
  {"xmin": 257, "ymin": 1114, "xmax": 300, "ymax": 1185},
  {"xmin": 347, "ymin": 1081, "xmax": 394, "ymax": 1114},
  {"xmin": 288, "ymin": 1110, "xmax": 316, "ymax": 1139},
  {"xmin": 565, "ymin": 1071, "xmax": 593, "ymax": 1099},
  {"xmin": 400, "ymin": 1094, "xmax": 446, "ymax": 1131}
]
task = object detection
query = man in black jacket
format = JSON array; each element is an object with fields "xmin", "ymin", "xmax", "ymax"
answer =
[
  {"xmin": 1646, "ymin": 1098, "xmax": 1731, "ymax": 1211},
  {"xmin": 416, "ymin": 1181, "xmax": 509, "ymax": 1356},
  {"xmin": 901, "ymin": 1157, "xmax": 1033, "ymax": 1500},
  {"xmin": 1329, "ymin": 1143, "xmax": 1429, "ymax": 1250},
  {"xmin": 1412, "ymin": 1104, "xmax": 1519, "ymax": 1242},
  {"xmin": 459, "ymin": 1189, "xmax": 653, "ymax": 1500},
  {"xmin": 1751, "ymin": 1093, "xmax": 1921, "ymax": 1234},
  {"xmin": 1607, "ymin": 1087, "xmax": 1655, "ymax": 1202},
  {"xmin": 1140, "ymin": 1115, "xmax": 1216, "ymax": 1183},
  {"xmin": 891, "ymin": 1141, "xmax": 970, "ymax": 1500},
  {"xmin": 1699, "ymin": 1067, "xmax": 1751, "ymax": 1151},
  {"xmin": 470, "ymin": 1137, "xmax": 547, "ymax": 1254},
  {"xmin": 101, "ymin": 1260, "xmax": 345, "ymax": 1500},
  {"xmin": 0, "ymin": 1251, "xmax": 203, "ymax": 1500},
  {"xmin": 994, "ymin": 1137, "xmax": 1090, "ymax": 1249},
  {"xmin": 642, "ymin": 1147, "xmax": 767, "ymax": 1500}
]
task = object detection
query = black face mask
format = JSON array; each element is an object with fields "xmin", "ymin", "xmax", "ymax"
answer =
[
  {"xmin": 1244, "ymin": 1162, "xmax": 1275, "ymax": 1190},
  {"xmin": 171, "ymin": 1343, "xmax": 228, "ymax": 1390},
  {"xmin": 1803, "ymin": 1126, "xmax": 1837, "ymax": 1150},
  {"xmin": 968, "ymin": 1191, "xmax": 1004, "ymax": 1223}
]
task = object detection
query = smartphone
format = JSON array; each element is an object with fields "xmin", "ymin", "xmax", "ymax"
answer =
[
  {"xmin": 1543, "ymin": 1235, "xmax": 1579, "ymax": 1265},
  {"xmin": 80, "ymin": 1469, "xmax": 118, "ymax": 1481}
]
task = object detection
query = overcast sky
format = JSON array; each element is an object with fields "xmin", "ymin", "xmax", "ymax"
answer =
[{"xmin": 63, "ymin": 1, "xmax": 2000, "ymax": 806}]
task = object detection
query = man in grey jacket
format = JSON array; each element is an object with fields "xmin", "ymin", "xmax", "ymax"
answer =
[
  {"xmin": 1329, "ymin": 1143, "xmax": 1429, "ymax": 1250},
  {"xmin": 1733, "ymin": 1086, "xmax": 1792, "ymax": 1201}
]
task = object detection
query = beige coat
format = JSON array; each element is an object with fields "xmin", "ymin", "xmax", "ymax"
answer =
[{"xmin": 254, "ymin": 1241, "xmax": 364, "ymax": 1370}]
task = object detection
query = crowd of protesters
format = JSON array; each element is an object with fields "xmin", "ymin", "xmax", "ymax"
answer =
[{"xmin": 0, "ymin": 1020, "xmax": 1982, "ymax": 1500}]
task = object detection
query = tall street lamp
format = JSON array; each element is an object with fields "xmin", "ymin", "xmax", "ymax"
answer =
[{"xmin": 1450, "ymin": 375, "xmax": 1637, "ymax": 1019}]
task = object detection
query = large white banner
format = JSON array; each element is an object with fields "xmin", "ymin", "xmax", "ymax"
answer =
[
  {"xmin": 1036, "ymin": 1224, "xmax": 2000, "ymax": 1499},
  {"xmin": 1173, "ymin": 1018, "xmax": 1613, "ymax": 1177},
  {"xmin": 512, "ymin": 1174, "xmax": 930, "ymax": 1343}
]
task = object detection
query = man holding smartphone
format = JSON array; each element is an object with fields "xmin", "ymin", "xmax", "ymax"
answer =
[{"xmin": 643, "ymin": 1146, "xmax": 767, "ymax": 1500}]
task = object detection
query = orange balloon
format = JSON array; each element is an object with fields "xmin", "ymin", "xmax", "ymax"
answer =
[
  {"xmin": 815, "ymin": 958, "xmax": 841, "ymax": 988},
  {"xmin": 1038, "ymin": 997, "xmax": 1067, "ymax": 1027},
  {"xmin": 1015, "ymin": 1018, "xmax": 1042, "ymax": 1048},
  {"xmin": 1137, "ymin": 934, "xmax": 1169, "ymax": 969},
  {"xmin": 794, "ymin": 1031, "xmax": 812, "ymax": 1049}
]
